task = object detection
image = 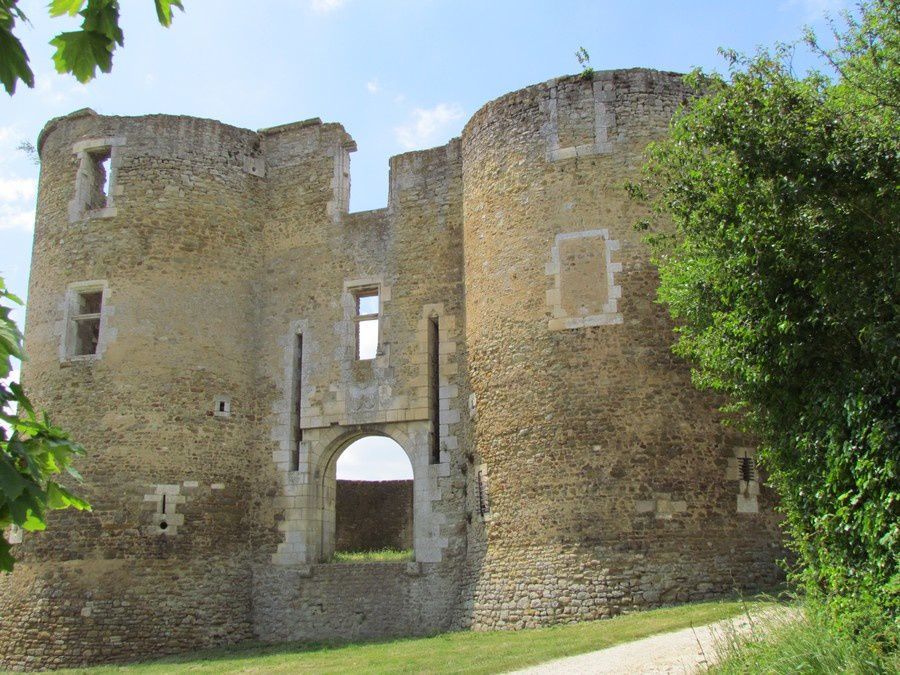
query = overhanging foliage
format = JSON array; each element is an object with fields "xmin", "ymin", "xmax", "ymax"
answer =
[{"xmin": 0, "ymin": 276, "xmax": 90, "ymax": 571}]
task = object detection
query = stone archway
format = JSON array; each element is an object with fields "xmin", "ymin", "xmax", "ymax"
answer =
[
  {"xmin": 315, "ymin": 427, "xmax": 430, "ymax": 562},
  {"xmin": 322, "ymin": 434, "xmax": 414, "ymax": 558}
]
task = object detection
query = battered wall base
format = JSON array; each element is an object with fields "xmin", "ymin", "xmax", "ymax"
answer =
[
  {"xmin": 0, "ymin": 556, "xmax": 254, "ymax": 671},
  {"xmin": 0, "ymin": 547, "xmax": 782, "ymax": 670},
  {"xmin": 460, "ymin": 543, "xmax": 785, "ymax": 630}
]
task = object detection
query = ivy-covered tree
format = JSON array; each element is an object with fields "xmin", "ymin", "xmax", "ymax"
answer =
[
  {"xmin": 0, "ymin": 0, "xmax": 183, "ymax": 95},
  {"xmin": 635, "ymin": 0, "xmax": 898, "ymax": 640},
  {"xmin": 1, "ymin": 277, "xmax": 90, "ymax": 571}
]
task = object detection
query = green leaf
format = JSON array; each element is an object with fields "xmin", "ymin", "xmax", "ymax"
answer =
[
  {"xmin": 19, "ymin": 508, "xmax": 46, "ymax": 532},
  {"xmin": 82, "ymin": 1, "xmax": 123, "ymax": 47},
  {"xmin": 46, "ymin": 482, "xmax": 90, "ymax": 511},
  {"xmin": 154, "ymin": 0, "xmax": 183, "ymax": 27},
  {"xmin": 49, "ymin": 0, "xmax": 87, "ymax": 18},
  {"xmin": 0, "ymin": 23, "xmax": 34, "ymax": 94},
  {"xmin": 0, "ymin": 455, "xmax": 31, "ymax": 501},
  {"xmin": 0, "ymin": 538, "xmax": 14, "ymax": 573},
  {"xmin": 50, "ymin": 30, "xmax": 114, "ymax": 83}
]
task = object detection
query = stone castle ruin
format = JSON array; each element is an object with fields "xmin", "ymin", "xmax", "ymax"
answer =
[{"xmin": 0, "ymin": 69, "xmax": 783, "ymax": 670}]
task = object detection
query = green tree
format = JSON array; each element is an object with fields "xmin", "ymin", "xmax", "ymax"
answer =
[
  {"xmin": 1, "ymin": 277, "xmax": 90, "ymax": 571},
  {"xmin": 634, "ymin": 0, "xmax": 898, "ymax": 640},
  {"xmin": 0, "ymin": 0, "xmax": 183, "ymax": 95}
]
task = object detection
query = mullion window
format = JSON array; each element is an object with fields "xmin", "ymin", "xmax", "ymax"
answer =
[{"xmin": 353, "ymin": 288, "xmax": 379, "ymax": 360}]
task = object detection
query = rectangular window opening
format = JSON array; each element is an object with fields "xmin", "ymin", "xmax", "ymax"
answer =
[
  {"xmin": 428, "ymin": 316, "xmax": 440, "ymax": 464},
  {"xmin": 71, "ymin": 288, "xmax": 103, "ymax": 356},
  {"xmin": 353, "ymin": 288, "xmax": 379, "ymax": 360},
  {"xmin": 87, "ymin": 148, "xmax": 112, "ymax": 210},
  {"xmin": 291, "ymin": 334, "xmax": 303, "ymax": 471}
]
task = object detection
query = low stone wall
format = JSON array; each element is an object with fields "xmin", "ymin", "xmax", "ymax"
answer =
[
  {"xmin": 336, "ymin": 479, "xmax": 413, "ymax": 552},
  {"xmin": 252, "ymin": 562, "xmax": 457, "ymax": 642},
  {"xmin": 0, "ymin": 556, "xmax": 254, "ymax": 671}
]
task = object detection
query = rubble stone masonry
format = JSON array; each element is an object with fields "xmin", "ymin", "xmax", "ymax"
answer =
[{"xmin": 0, "ymin": 69, "xmax": 783, "ymax": 670}]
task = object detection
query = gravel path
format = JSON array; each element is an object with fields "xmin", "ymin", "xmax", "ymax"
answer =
[{"xmin": 511, "ymin": 611, "xmax": 775, "ymax": 675}]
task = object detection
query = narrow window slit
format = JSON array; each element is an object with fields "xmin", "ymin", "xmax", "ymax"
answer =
[
  {"xmin": 159, "ymin": 494, "xmax": 169, "ymax": 530},
  {"xmin": 291, "ymin": 334, "xmax": 303, "ymax": 472},
  {"xmin": 476, "ymin": 470, "xmax": 490, "ymax": 517},
  {"xmin": 428, "ymin": 316, "xmax": 440, "ymax": 464},
  {"xmin": 739, "ymin": 456, "xmax": 756, "ymax": 483}
]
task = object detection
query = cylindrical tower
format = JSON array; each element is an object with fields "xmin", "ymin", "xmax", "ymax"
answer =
[
  {"xmin": 460, "ymin": 69, "xmax": 783, "ymax": 628},
  {"xmin": 0, "ymin": 110, "xmax": 265, "ymax": 669}
]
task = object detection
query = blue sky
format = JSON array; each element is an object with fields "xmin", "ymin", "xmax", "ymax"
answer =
[{"xmin": 0, "ymin": 0, "xmax": 850, "ymax": 477}]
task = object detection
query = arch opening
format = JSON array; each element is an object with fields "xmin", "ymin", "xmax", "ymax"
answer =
[{"xmin": 325, "ymin": 435, "xmax": 414, "ymax": 562}]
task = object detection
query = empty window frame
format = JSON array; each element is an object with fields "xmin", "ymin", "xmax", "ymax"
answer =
[
  {"xmin": 67, "ymin": 286, "xmax": 105, "ymax": 357},
  {"xmin": 85, "ymin": 147, "xmax": 112, "ymax": 211},
  {"xmin": 69, "ymin": 137, "xmax": 124, "ymax": 222},
  {"xmin": 353, "ymin": 287, "xmax": 379, "ymax": 360}
]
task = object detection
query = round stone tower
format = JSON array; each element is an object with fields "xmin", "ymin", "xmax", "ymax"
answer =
[
  {"xmin": 0, "ymin": 110, "xmax": 265, "ymax": 668},
  {"xmin": 460, "ymin": 69, "xmax": 782, "ymax": 628}
]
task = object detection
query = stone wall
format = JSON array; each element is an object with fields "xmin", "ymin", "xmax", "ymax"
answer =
[
  {"xmin": 253, "ymin": 562, "xmax": 458, "ymax": 643},
  {"xmin": 335, "ymin": 480, "xmax": 413, "ymax": 552},
  {"xmin": 0, "ymin": 68, "xmax": 785, "ymax": 670},
  {"xmin": 0, "ymin": 557, "xmax": 253, "ymax": 671}
]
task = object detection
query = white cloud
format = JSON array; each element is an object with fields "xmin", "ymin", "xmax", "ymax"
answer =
[
  {"xmin": 33, "ymin": 70, "xmax": 89, "ymax": 104},
  {"xmin": 0, "ymin": 205, "xmax": 35, "ymax": 231},
  {"xmin": 0, "ymin": 177, "xmax": 37, "ymax": 231},
  {"xmin": 0, "ymin": 177, "xmax": 36, "ymax": 203},
  {"xmin": 0, "ymin": 126, "xmax": 23, "ymax": 166},
  {"xmin": 310, "ymin": 0, "xmax": 347, "ymax": 13},
  {"xmin": 366, "ymin": 79, "xmax": 380, "ymax": 94},
  {"xmin": 394, "ymin": 102, "xmax": 464, "ymax": 150},
  {"xmin": 336, "ymin": 436, "xmax": 413, "ymax": 481}
]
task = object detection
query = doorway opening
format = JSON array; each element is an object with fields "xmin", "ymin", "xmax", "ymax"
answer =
[{"xmin": 330, "ymin": 435, "xmax": 414, "ymax": 562}]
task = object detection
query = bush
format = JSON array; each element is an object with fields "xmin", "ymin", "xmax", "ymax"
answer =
[{"xmin": 634, "ymin": 0, "xmax": 898, "ymax": 641}]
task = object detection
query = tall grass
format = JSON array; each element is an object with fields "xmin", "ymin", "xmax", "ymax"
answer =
[{"xmin": 710, "ymin": 601, "xmax": 898, "ymax": 674}]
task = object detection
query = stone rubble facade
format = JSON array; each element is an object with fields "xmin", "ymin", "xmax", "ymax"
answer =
[{"xmin": 0, "ymin": 69, "xmax": 784, "ymax": 670}]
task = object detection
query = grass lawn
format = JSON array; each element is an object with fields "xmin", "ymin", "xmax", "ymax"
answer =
[
  {"xmin": 56, "ymin": 600, "xmax": 769, "ymax": 675},
  {"xmin": 329, "ymin": 548, "xmax": 414, "ymax": 562}
]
